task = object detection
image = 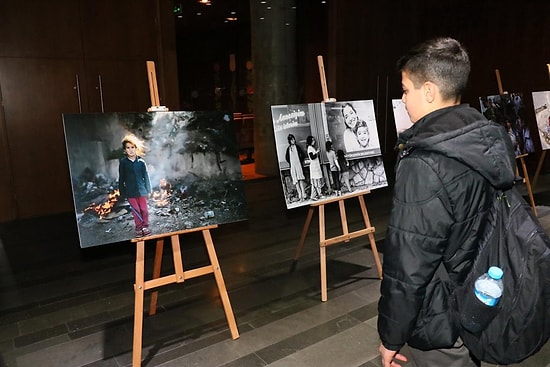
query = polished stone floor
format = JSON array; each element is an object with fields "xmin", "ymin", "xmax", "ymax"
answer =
[{"xmin": 0, "ymin": 171, "xmax": 549, "ymax": 367}]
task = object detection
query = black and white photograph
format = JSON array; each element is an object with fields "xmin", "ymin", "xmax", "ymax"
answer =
[
  {"xmin": 63, "ymin": 111, "xmax": 248, "ymax": 248},
  {"xmin": 531, "ymin": 91, "xmax": 550, "ymax": 150},
  {"xmin": 272, "ymin": 101, "xmax": 387, "ymax": 209}
]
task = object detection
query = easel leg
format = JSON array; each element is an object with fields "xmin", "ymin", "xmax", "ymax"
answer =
[
  {"xmin": 291, "ymin": 206, "xmax": 315, "ymax": 271},
  {"xmin": 338, "ymin": 198, "xmax": 350, "ymax": 239},
  {"xmin": 202, "ymin": 229, "xmax": 240, "ymax": 339},
  {"xmin": 358, "ymin": 196, "xmax": 383, "ymax": 279},
  {"xmin": 148, "ymin": 238, "xmax": 164, "ymax": 316},
  {"xmin": 318, "ymin": 204, "xmax": 328, "ymax": 302},
  {"xmin": 133, "ymin": 240, "xmax": 145, "ymax": 367},
  {"xmin": 171, "ymin": 234, "xmax": 185, "ymax": 282},
  {"xmin": 320, "ymin": 245, "xmax": 327, "ymax": 302}
]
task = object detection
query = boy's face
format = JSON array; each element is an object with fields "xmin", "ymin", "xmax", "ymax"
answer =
[
  {"xmin": 124, "ymin": 143, "xmax": 137, "ymax": 159},
  {"xmin": 401, "ymin": 71, "xmax": 429, "ymax": 123},
  {"xmin": 357, "ymin": 126, "xmax": 370, "ymax": 147}
]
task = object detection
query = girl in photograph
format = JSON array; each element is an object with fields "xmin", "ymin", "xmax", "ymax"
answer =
[
  {"xmin": 285, "ymin": 133, "xmax": 307, "ymax": 202},
  {"xmin": 325, "ymin": 140, "xmax": 341, "ymax": 195},
  {"xmin": 342, "ymin": 103, "xmax": 363, "ymax": 152},
  {"xmin": 337, "ymin": 149, "xmax": 353, "ymax": 193},
  {"xmin": 119, "ymin": 134, "xmax": 152, "ymax": 238},
  {"xmin": 520, "ymin": 119, "xmax": 535, "ymax": 154},
  {"xmin": 505, "ymin": 120, "xmax": 521, "ymax": 156},
  {"xmin": 306, "ymin": 135, "xmax": 324, "ymax": 200}
]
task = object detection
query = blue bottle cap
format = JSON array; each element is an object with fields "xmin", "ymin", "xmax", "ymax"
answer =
[{"xmin": 488, "ymin": 266, "xmax": 503, "ymax": 280}]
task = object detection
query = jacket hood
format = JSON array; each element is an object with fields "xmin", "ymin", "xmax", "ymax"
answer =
[{"xmin": 399, "ymin": 105, "xmax": 516, "ymax": 189}]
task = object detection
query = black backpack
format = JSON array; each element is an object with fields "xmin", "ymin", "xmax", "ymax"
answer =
[{"xmin": 440, "ymin": 187, "xmax": 550, "ymax": 365}]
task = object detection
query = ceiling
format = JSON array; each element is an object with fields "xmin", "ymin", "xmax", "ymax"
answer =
[{"xmin": 173, "ymin": 0, "xmax": 250, "ymax": 30}]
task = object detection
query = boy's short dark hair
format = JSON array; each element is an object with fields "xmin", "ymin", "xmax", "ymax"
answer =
[{"xmin": 397, "ymin": 37, "xmax": 470, "ymax": 102}]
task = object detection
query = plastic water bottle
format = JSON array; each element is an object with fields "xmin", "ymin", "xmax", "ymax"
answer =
[{"xmin": 474, "ymin": 266, "xmax": 504, "ymax": 306}]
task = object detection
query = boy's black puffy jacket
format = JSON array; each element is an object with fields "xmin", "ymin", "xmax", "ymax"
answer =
[{"xmin": 378, "ymin": 104, "xmax": 516, "ymax": 351}]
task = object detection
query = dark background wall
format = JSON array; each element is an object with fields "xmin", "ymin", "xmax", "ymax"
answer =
[
  {"xmin": 181, "ymin": 0, "xmax": 550, "ymax": 172},
  {"xmin": 323, "ymin": 1, "xmax": 550, "ymax": 162}
]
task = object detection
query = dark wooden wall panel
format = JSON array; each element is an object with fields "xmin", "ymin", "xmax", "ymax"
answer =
[
  {"xmin": 0, "ymin": 0, "xmax": 178, "ymax": 221},
  {"xmin": 0, "ymin": 0, "xmax": 83, "ymax": 58},
  {"xmin": 0, "ymin": 58, "xmax": 81, "ymax": 218}
]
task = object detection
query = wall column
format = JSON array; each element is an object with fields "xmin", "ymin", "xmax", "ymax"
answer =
[{"xmin": 250, "ymin": 0, "xmax": 297, "ymax": 176}]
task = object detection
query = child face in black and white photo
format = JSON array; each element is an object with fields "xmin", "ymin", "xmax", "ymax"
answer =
[
  {"xmin": 357, "ymin": 125, "xmax": 370, "ymax": 147},
  {"xmin": 343, "ymin": 104, "xmax": 359, "ymax": 130}
]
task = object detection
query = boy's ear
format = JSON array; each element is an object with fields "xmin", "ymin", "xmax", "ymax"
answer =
[{"xmin": 423, "ymin": 81, "xmax": 437, "ymax": 103}]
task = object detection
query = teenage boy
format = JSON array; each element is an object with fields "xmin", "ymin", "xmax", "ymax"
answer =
[{"xmin": 377, "ymin": 37, "xmax": 516, "ymax": 367}]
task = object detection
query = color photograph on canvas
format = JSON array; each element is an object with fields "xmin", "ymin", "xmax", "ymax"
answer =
[
  {"xmin": 479, "ymin": 93, "xmax": 536, "ymax": 156},
  {"xmin": 63, "ymin": 111, "xmax": 248, "ymax": 248}
]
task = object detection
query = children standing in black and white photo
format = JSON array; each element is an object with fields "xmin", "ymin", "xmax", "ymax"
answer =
[
  {"xmin": 325, "ymin": 140, "xmax": 341, "ymax": 195},
  {"xmin": 285, "ymin": 134, "xmax": 307, "ymax": 202},
  {"xmin": 337, "ymin": 149, "xmax": 352, "ymax": 193},
  {"xmin": 306, "ymin": 135, "xmax": 324, "ymax": 201},
  {"xmin": 119, "ymin": 134, "xmax": 152, "ymax": 238}
]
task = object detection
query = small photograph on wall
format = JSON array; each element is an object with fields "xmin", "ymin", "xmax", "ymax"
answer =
[
  {"xmin": 392, "ymin": 99, "xmax": 413, "ymax": 136},
  {"xmin": 479, "ymin": 93, "xmax": 535, "ymax": 156},
  {"xmin": 531, "ymin": 91, "xmax": 550, "ymax": 150},
  {"xmin": 63, "ymin": 111, "xmax": 248, "ymax": 248},
  {"xmin": 272, "ymin": 101, "xmax": 387, "ymax": 209}
]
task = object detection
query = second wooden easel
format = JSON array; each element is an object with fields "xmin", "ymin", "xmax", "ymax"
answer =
[
  {"xmin": 291, "ymin": 56, "xmax": 383, "ymax": 302},
  {"xmin": 292, "ymin": 190, "xmax": 383, "ymax": 302}
]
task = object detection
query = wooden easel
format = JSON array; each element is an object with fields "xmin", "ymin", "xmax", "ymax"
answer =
[
  {"xmin": 146, "ymin": 61, "xmax": 168, "ymax": 112},
  {"xmin": 291, "ymin": 56, "xmax": 383, "ymax": 302},
  {"xmin": 131, "ymin": 64, "xmax": 239, "ymax": 367},
  {"xmin": 317, "ymin": 55, "xmax": 330, "ymax": 102},
  {"xmin": 317, "ymin": 55, "xmax": 335, "ymax": 103},
  {"xmin": 131, "ymin": 227, "xmax": 239, "ymax": 367},
  {"xmin": 495, "ymin": 69, "xmax": 537, "ymax": 215}
]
